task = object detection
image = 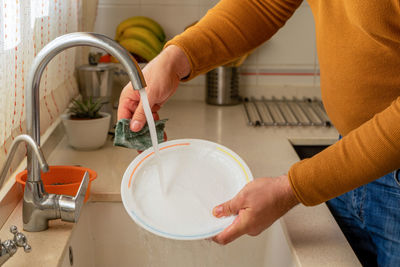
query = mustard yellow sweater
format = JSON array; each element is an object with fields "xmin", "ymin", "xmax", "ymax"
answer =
[{"xmin": 166, "ymin": 0, "xmax": 400, "ymax": 205}]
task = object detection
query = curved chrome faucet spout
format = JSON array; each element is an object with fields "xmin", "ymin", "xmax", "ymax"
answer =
[
  {"xmin": 0, "ymin": 134, "xmax": 48, "ymax": 189},
  {"xmin": 24, "ymin": 32, "xmax": 146, "ymax": 231},
  {"xmin": 26, "ymin": 32, "xmax": 146, "ymax": 182}
]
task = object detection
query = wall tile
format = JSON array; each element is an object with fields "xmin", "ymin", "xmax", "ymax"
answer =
[
  {"xmin": 186, "ymin": 74, "xmax": 206, "ymax": 86},
  {"xmin": 173, "ymin": 83, "xmax": 205, "ymax": 101},
  {"xmin": 257, "ymin": 74, "xmax": 315, "ymax": 86},
  {"xmin": 257, "ymin": 5, "xmax": 315, "ymax": 67},
  {"xmin": 301, "ymin": 0, "xmax": 309, "ymax": 7},
  {"xmin": 198, "ymin": 6, "xmax": 210, "ymax": 20},
  {"xmin": 141, "ymin": 5, "xmax": 199, "ymax": 39},
  {"xmin": 198, "ymin": 2, "xmax": 218, "ymax": 18},
  {"xmin": 141, "ymin": 0, "xmax": 199, "ymax": 5},
  {"xmin": 313, "ymin": 74, "xmax": 320, "ymax": 87},
  {"xmin": 94, "ymin": 5, "xmax": 142, "ymax": 38},
  {"xmin": 200, "ymin": 0, "xmax": 220, "ymax": 9},
  {"xmin": 239, "ymin": 68, "xmax": 258, "ymax": 87},
  {"xmin": 99, "ymin": 0, "xmax": 140, "ymax": 5},
  {"xmin": 242, "ymin": 50, "xmax": 259, "ymax": 67},
  {"xmin": 93, "ymin": 0, "xmax": 318, "ymax": 90}
]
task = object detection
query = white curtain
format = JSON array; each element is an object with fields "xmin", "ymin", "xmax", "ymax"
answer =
[{"xmin": 0, "ymin": 0, "xmax": 98, "ymax": 177}]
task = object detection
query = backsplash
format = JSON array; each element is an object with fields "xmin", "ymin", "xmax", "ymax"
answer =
[{"xmin": 95, "ymin": 0, "xmax": 319, "ymax": 94}]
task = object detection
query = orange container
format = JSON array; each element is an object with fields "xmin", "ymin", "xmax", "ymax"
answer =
[{"xmin": 16, "ymin": 166, "xmax": 97, "ymax": 202}]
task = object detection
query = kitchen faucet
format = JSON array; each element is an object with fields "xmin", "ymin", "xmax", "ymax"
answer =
[
  {"xmin": 24, "ymin": 32, "xmax": 146, "ymax": 231},
  {"xmin": 0, "ymin": 135, "xmax": 45, "ymax": 264},
  {"xmin": 0, "ymin": 134, "xmax": 48, "ymax": 190}
]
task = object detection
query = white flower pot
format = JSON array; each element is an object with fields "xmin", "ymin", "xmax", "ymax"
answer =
[{"xmin": 61, "ymin": 112, "xmax": 111, "ymax": 150}]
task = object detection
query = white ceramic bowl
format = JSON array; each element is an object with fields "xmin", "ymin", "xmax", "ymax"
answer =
[{"xmin": 121, "ymin": 139, "xmax": 253, "ymax": 240}]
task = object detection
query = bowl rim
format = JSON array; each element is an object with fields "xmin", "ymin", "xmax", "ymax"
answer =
[
  {"xmin": 15, "ymin": 165, "xmax": 97, "ymax": 186},
  {"xmin": 120, "ymin": 138, "xmax": 253, "ymax": 240}
]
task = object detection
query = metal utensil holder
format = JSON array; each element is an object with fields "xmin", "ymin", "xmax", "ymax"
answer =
[
  {"xmin": 77, "ymin": 63, "xmax": 116, "ymax": 130},
  {"xmin": 206, "ymin": 66, "xmax": 240, "ymax": 105}
]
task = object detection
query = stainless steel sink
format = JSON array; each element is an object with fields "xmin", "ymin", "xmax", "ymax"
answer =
[{"xmin": 60, "ymin": 202, "xmax": 295, "ymax": 267}]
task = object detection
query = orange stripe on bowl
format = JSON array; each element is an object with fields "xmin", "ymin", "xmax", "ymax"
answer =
[{"xmin": 128, "ymin": 143, "xmax": 190, "ymax": 188}]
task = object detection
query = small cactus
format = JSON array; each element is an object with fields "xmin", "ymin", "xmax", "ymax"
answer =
[{"xmin": 68, "ymin": 97, "xmax": 105, "ymax": 119}]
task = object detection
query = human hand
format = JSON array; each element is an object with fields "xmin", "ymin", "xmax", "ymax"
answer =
[
  {"xmin": 117, "ymin": 45, "xmax": 191, "ymax": 132},
  {"xmin": 212, "ymin": 175, "xmax": 299, "ymax": 245}
]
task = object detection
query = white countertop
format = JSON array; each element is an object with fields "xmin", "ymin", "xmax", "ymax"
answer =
[{"xmin": 1, "ymin": 100, "xmax": 360, "ymax": 266}]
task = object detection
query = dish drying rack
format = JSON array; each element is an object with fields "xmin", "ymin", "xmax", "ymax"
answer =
[{"xmin": 242, "ymin": 97, "xmax": 332, "ymax": 127}]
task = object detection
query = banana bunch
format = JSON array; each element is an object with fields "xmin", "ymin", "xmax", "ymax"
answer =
[{"xmin": 116, "ymin": 16, "xmax": 166, "ymax": 62}]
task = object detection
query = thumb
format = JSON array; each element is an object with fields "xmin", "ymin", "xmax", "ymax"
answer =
[
  {"xmin": 213, "ymin": 196, "xmax": 242, "ymax": 218},
  {"xmin": 212, "ymin": 210, "xmax": 249, "ymax": 245},
  {"xmin": 130, "ymin": 100, "xmax": 147, "ymax": 132}
]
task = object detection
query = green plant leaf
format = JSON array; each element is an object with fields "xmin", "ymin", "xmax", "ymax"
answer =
[{"xmin": 68, "ymin": 97, "xmax": 105, "ymax": 119}]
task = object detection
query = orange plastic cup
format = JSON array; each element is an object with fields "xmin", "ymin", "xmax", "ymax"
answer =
[{"xmin": 16, "ymin": 166, "xmax": 97, "ymax": 202}]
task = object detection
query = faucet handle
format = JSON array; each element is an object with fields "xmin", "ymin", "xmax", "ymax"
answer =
[
  {"xmin": 9, "ymin": 226, "xmax": 31, "ymax": 253},
  {"xmin": 73, "ymin": 171, "xmax": 90, "ymax": 221},
  {"xmin": 57, "ymin": 171, "xmax": 89, "ymax": 223}
]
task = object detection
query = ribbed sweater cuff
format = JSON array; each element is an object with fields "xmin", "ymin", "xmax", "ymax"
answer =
[{"xmin": 164, "ymin": 40, "xmax": 197, "ymax": 82}]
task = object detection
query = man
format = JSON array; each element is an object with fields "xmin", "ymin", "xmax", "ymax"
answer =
[{"xmin": 118, "ymin": 1, "xmax": 400, "ymax": 266}]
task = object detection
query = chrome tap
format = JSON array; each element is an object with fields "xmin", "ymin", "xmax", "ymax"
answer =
[
  {"xmin": 0, "ymin": 226, "xmax": 31, "ymax": 266},
  {"xmin": 0, "ymin": 135, "xmax": 42, "ymax": 265},
  {"xmin": 25, "ymin": 32, "xmax": 146, "ymax": 231},
  {"xmin": 0, "ymin": 134, "xmax": 48, "ymax": 190}
]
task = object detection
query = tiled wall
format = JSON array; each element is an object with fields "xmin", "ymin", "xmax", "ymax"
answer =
[{"xmin": 95, "ymin": 0, "xmax": 319, "ymax": 93}]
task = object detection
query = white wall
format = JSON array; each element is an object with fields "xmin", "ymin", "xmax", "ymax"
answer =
[{"xmin": 95, "ymin": 0, "xmax": 319, "ymax": 94}]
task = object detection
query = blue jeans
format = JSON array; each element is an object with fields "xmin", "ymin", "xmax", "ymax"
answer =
[{"xmin": 327, "ymin": 170, "xmax": 400, "ymax": 266}]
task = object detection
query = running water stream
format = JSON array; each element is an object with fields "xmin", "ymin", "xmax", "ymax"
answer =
[{"xmin": 139, "ymin": 88, "xmax": 167, "ymax": 194}]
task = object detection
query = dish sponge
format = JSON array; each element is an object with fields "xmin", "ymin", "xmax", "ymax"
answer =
[{"xmin": 114, "ymin": 118, "xmax": 167, "ymax": 151}]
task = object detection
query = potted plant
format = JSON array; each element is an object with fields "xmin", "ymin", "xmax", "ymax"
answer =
[{"xmin": 61, "ymin": 97, "xmax": 111, "ymax": 150}]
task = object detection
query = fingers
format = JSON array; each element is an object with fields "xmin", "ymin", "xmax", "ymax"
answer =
[
  {"xmin": 117, "ymin": 99, "xmax": 138, "ymax": 121},
  {"xmin": 212, "ymin": 194, "xmax": 248, "ymax": 245},
  {"xmin": 118, "ymin": 82, "xmax": 163, "ymax": 132},
  {"xmin": 130, "ymin": 102, "xmax": 161, "ymax": 132},
  {"xmin": 130, "ymin": 100, "xmax": 146, "ymax": 131},
  {"xmin": 153, "ymin": 112, "xmax": 160, "ymax": 121},
  {"xmin": 211, "ymin": 177, "xmax": 297, "ymax": 245},
  {"xmin": 117, "ymin": 82, "xmax": 140, "ymax": 121},
  {"xmin": 213, "ymin": 210, "xmax": 249, "ymax": 245},
  {"xmin": 152, "ymin": 104, "xmax": 161, "ymax": 121},
  {"xmin": 213, "ymin": 193, "xmax": 243, "ymax": 218}
]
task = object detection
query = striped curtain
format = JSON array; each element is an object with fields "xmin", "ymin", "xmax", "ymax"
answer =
[{"xmin": 0, "ymin": 0, "xmax": 97, "ymax": 177}]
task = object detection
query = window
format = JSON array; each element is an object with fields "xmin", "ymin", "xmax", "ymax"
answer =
[{"xmin": 0, "ymin": 0, "xmax": 82, "ymax": 176}]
